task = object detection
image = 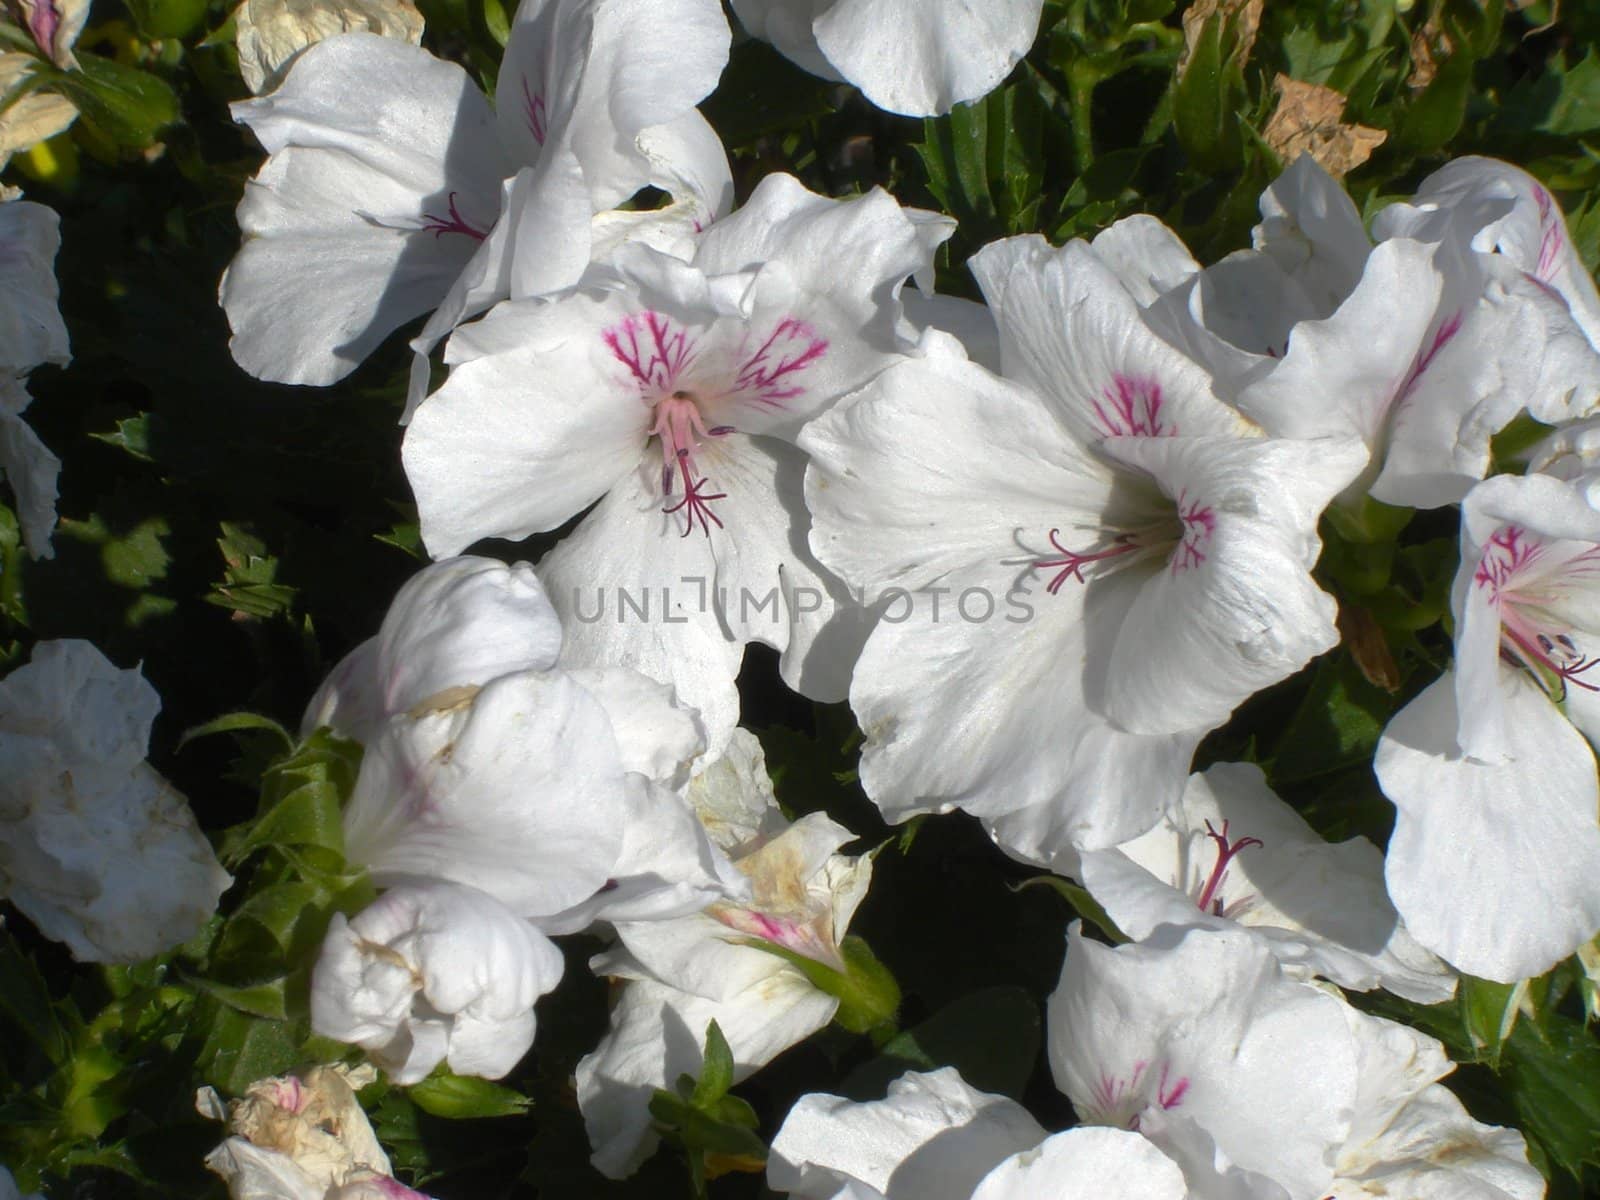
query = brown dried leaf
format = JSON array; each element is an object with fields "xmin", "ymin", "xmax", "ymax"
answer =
[
  {"xmin": 1263, "ymin": 74, "xmax": 1387, "ymax": 179},
  {"xmin": 1179, "ymin": 0, "xmax": 1262, "ymax": 73}
]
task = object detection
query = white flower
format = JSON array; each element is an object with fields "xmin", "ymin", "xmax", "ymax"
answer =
[
  {"xmin": 233, "ymin": 0, "xmax": 424, "ymax": 95},
  {"xmin": 1149, "ymin": 155, "xmax": 1600, "ymax": 509},
  {"xmin": 1375, "ymin": 470, "xmax": 1600, "ymax": 981},
  {"xmin": 1050, "ymin": 924, "xmax": 1358, "ymax": 1200},
  {"xmin": 1073, "ymin": 762, "xmax": 1455, "ymax": 1002},
  {"xmin": 310, "ymin": 879, "xmax": 565, "ymax": 1084},
  {"xmin": 802, "ymin": 231, "xmax": 1363, "ymax": 864},
  {"xmin": 576, "ymin": 730, "xmax": 872, "ymax": 1178},
  {"xmin": 1049, "ymin": 924, "xmax": 1540, "ymax": 1200},
  {"xmin": 729, "ymin": 0, "xmax": 1044, "ymax": 117},
  {"xmin": 0, "ymin": 640, "xmax": 231, "ymax": 962},
  {"xmin": 0, "ymin": 194, "xmax": 68, "ymax": 556},
  {"xmin": 222, "ymin": 0, "xmax": 732, "ymax": 388},
  {"xmin": 404, "ymin": 175, "xmax": 949, "ymax": 753}
]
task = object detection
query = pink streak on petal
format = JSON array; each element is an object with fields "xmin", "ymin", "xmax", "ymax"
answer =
[
  {"xmin": 1172, "ymin": 491, "xmax": 1215, "ymax": 574},
  {"xmin": 731, "ymin": 318, "xmax": 828, "ymax": 410},
  {"xmin": 22, "ymin": 0, "xmax": 60, "ymax": 59},
  {"xmin": 603, "ymin": 311, "xmax": 698, "ymax": 392},
  {"xmin": 1157, "ymin": 1064, "xmax": 1188, "ymax": 1110},
  {"xmin": 522, "ymin": 77, "xmax": 548, "ymax": 147},
  {"xmin": 1092, "ymin": 374, "xmax": 1172, "ymax": 438},
  {"xmin": 1395, "ymin": 310, "xmax": 1464, "ymax": 404}
]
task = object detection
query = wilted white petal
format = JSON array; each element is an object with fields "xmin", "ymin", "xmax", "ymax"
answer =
[
  {"xmin": 0, "ymin": 640, "xmax": 231, "ymax": 962},
  {"xmin": 234, "ymin": 0, "xmax": 424, "ymax": 95}
]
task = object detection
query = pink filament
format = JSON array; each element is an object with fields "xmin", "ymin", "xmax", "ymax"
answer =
[
  {"xmin": 1034, "ymin": 528, "xmax": 1139, "ymax": 593},
  {"xmin": 1194, "ymin": 819, "xmax": 1262, "ymax": 916}
]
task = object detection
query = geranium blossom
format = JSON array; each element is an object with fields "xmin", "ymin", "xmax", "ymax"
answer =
[
  {"xmin": 1375, "ymin": 470, "xmax": 1600, "ymax": 981},
  {"xmin": 1049, "ymin": 924, "xmax": 1539, "ymax": 1200},
  {"xmin": 576, "ymin": 730, "xmax": 872, "ymax": 1177},
  {"xmin": 0, "ymin": 639, "xmax": 231, "ymax": 962},
  {"xmin": 1072, "ymin": 762, "xmax": 1455, "ymax": 1002},
  {"xmin": 730, "ymin": 0, "xmax": 1044, "ymax": 117},
  {"xmin": 233, "ymin": 0, "xmax": 424, "ymax": 95},
  {"xmin": 1148, "ymin": 154, "xmax": 1600, "ymax": 508},
  {"xmin": 222, "ymin": 0, "xmax": 731, "ymax": 388},
  {"xmin": 802, "ymin": 229, "xmax": 1364, "ymax": 863},
  {"xmin": 404, "ymin": 175, "xmax": 948, "ymax": 752},
  {"xmin": 311, "ymin": 878, "xmax": 566, "ymax": 1084}
]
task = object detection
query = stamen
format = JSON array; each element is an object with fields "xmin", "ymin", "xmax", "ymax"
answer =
[
  {"xmin": 1194, "ymin": 819, "xmax": 1263, "ymax": 916},
  {"xmin": 1033, "ymin": 528, "xmax": 1139, "ymax": 593}
]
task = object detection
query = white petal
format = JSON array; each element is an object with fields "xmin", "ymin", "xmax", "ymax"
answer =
[
  {"xmin": 204, "ymin": 1139, "xmax": 326, "ymax": 1200},
  {"xmin": 1375, "ymin": 668, "xmax": 1600, "ymax": 981},
  {"xmin": 813, "ymin": 0, "xmax": 1044, "ymax": 117},
  {"xmin": 1252, "ymin": 154, "xmax": 1371, "ymax": 317},
  {"xmin": 1093, "ymin": 434, "xmax": 1364, "ymax": 735},
  {"xmin": 0, "ymin": 408, "xmax": 59, "ymax": 558},
  {"xmin": 342, "ymin": 670, "xmax": 628, "ymax": 916},
  {"xmin": 768, "ymin": 1067, "xmax": 1046, "ymax": 1200},
  {"xmin": 577, "ymin": 971, "xmax": 837, "ymax": 1178},
  {"xmin": 538, "ymin": 773, "xmax": 746, "ymax": 934},
  {"xmin": 1088, "ymin": 214, "xmax": 1201, "ymax": 306},
  {"xmin": 0, "ymin": 197, "xmax": 69, "ymax": 374},
  {"xmin": 223, "ymin": 35, "xmax": 505, "ymax": 385},
  {"xmin": 403, "ymin": 292, "xmax": 649, "ymax": 556},
  {"xmin": 303, "ymin": 555, "xmax": 563, "ymax": 740},
  {"xmin": 971, "ymin": 1127, "xmax": 1188, "ymax": 1200},
  {"xmin": 970, "ymin": 235, "xmax": 1251, "ymax": 445}
]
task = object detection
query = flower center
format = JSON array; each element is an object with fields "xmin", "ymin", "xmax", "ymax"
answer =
[
  {"xmin": 1088, "ymin": 1060, "xmax": 1190, "ymax": 1131},
  {"xmin": 651, "ymin": 392, "xmax": 734, "ymax": 538},
  {"xmin": 1033, "ymin": 490, "xmax": 1215, "ymax": 592},
  {"xmin": 1474, "ymin": 524, "xmax": 1600, "ymax": 700},
  {"xmin": 1193, "ymin": 819, "xmax": 1262, "ymax": 917}
]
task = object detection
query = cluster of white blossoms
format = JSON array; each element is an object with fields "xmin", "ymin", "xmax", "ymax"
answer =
[{"xmin": 200, "ymin": 0, "xmax": 1600, "ymax": 1193}]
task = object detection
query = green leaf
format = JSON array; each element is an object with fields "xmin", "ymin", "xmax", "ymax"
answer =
[
  {"xmin": 408, "ymin": 1072, "xmax": 531, "ymax": 1119},
  {"xmin": 0, "ymin": 932, "xmax": 68, "ymax": 1064},
  {"xmin": 1171, "ymin": 6, "xmax": 1245, "ymax": 172},
  {"xmin": 178, "ymin": 711, "xmax": 294, "ymax": 753},
  {"xmin": 1015, "ymin": 875, "xmax": 1127, "ymax": 944},
  {"xmin": 840, "ymin": 986, "xmax": 1042, "ymax": 1101},
  {"xmin": 1500, "ymin": 1003, "xmax": 1600, "ymax": 1177},
  {"xmin": 123, "ymin": 0, "xmax": 209, "ymax": 39},
  {"xmin": 190, "ymin": 976, "xmax": 289, "ymax": 1022},
  {"xmin": 224, "ymin": 729, "xmax": 362, "ymax": 866},
  {"xmin": 208, "ymin": 522, "xmax": 297, "ymax": 619},
  {"xmin": 89, "ymin": 414, "xmax": 155, "ymax": 462},
  {"xmin": 690, "ymin": 1020, "xmax": 735, "ymax": 1107},
  {"xmin": 1392, "ymin": 38, "xmax": 1474, "ymax": 155},
  {"xmin": 1460, "ymin": 976, "xmax": 1524, "ymax": 1067},
  {"xmin": 743, "ymin": 935, "xmax": 901, "ymax": 1036},
  {"xmin": 1269, "ymin": 652, "xmax": 1392, "ymax": 784},
  {"xmin": 54, "ymin": 54, "xmax": 179, "ymax": 149},
  {"xmin": 194, "ymin": 1002, "xmax": 301, "ymax": 1096}
]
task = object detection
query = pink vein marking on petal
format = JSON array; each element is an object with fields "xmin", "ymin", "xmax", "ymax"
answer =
[
  {"xmin": 1172, "ymin": 491, "xmax": 1215, "ymax": 573},
  {"xmin": 1092, "ymin": 374, "xmax": 1172, "ymax": 438},
  {"xmin": 1472, "ymin": 525, "xmax": 1540, "ymax": 597},
  {"xmin": 419, "ymin": 192, "xmax": 488, "ymax": 241},
  {"xmin": 1156, "ymin": 1063, "xmax": 1189, "ymax": 1110},
  {"xmin": 522, "ymin": 76, "xmax": 548, "ymax": 147},
  {"xmin": 1394, "ymin": 310, "xmax": 1464, "ymax": 405},
  {"xmin": 603, "ymin": 311, "xmax": 697, "ymax": 393},
  {"xmin": 731, "ymin": 317, "xmax": 828, "ymax": 410},
  {"xmin": 1534, "ymin": 186, "xmax": 1563, "ymax": 280}
]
